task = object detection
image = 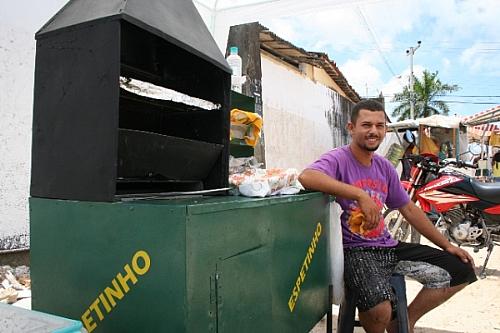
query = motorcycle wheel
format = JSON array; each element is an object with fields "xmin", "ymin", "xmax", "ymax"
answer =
[{"xmin": 383, "ymin": 209, "xmax": 421, "ymax": 243}]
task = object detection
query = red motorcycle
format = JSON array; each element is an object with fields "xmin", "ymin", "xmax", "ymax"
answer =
[{"xmin": 384, "ymin": 154, "xmax": 500, "ymax": 277}]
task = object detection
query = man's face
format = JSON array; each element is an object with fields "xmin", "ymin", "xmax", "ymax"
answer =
[{"xmin": 348, "ymin": 109, "xmax": 387, "ymax": 152}]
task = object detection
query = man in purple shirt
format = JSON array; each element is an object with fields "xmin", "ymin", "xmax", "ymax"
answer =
[{"xmin": 299, "ymin": 99, "xmax": 476, "ymax": 333}]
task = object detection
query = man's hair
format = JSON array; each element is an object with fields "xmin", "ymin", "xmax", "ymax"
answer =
[{"xmin": 351, "ymin": 99, "xmax": 385, "ymax": 123}]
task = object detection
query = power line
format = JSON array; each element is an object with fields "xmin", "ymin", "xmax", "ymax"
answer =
[
  {"xmin": 355, "ymin": 6, "xmax": 398, "ymax": 76},
  {"xmin": 368, "ymin": 97, "xmax": 500, "ymax": 105},
  {"xmin": 310, "ymin": 42, "xmax": 500, "ymax": 52},
  {"xmin": 436, "ymin": 95, "xmax": 500, "ymax": 98},
  {"xmin": 435, "ymin": 101, "xmax": 500, "ymax": 105},
  {"xmin": 425, "ymin": 40, "xmax": 500, "ymax": 44},
  {"xmin": 383, "ymin": 100, "xmax": 500, "ymax": 105},
  {"xmin": 365, "ymin": 94, "xmax": 500, "ymax": 99},
  {"xmin": 425, "ymin": 47, "xmax": 500, "ymax": 50}
]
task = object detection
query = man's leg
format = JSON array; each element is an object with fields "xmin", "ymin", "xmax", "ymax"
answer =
[
  {"xmin": 386, "ymin": 283, "xmax": 466, "ymax": 333},
  {"xmin": 391, "ymin": 243, "xmax": 477, "ymax": 332},
  {"xmin": 407, "ymin": 283, "xmax": 466, "ymax": 328},
  {"xmin": 344, "ymin": 247, "xmax": 397, "ymax": 333},
  {"xmin": 358, "ymin": 300, "xmax": 392, "ymax": 333}
]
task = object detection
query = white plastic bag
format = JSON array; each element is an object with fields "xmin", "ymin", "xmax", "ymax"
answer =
[
  {"xmin": 329, "ymin": 201, "xmax": 344, "ymax": 304},
  {"xmin": 238, "ymin": 180, "xmax": 271, "ymax": 198},
  {"xmin": 229, "ymin": 167, "xmax": 302, "ymax": 197}
]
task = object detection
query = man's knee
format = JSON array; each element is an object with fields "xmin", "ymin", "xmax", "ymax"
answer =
[
  {"xmin": 416, "ymin": 282, "xmax": 468, "ymax": 309},
  {"xmin": 439, "ymin": 282, "xmax": 468, "ymax": 299},
  {"xmin": 359, "ymin": 300, "xmax": 393, "ymax": 326}
]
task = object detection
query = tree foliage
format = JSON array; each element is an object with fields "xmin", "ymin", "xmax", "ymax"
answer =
[{"xmin": 392, "ymin": 70, "xmax": 460, "ymax": 121}]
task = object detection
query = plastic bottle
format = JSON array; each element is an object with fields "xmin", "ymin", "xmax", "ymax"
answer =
[{"xmin": 226, "ymin": 46, "xmax": 243, "ymax": 93}]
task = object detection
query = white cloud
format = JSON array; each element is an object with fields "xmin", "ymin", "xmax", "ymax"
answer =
[
  {"xmin": 264, "ymin": 0, "xmax": 423, "ymax": 53},
  {"xmin": 360, "ymin": 0, "xmax": 425, "ymax": 36},
  {"xmin": 265, "ymin": 7, "xmax": 368, "ymax": 52},
  {"xmin": 380, "ymin": 65, "xmax": 425, "ymax": 98},
  {"xmin": 381, "ymin": 76, "xmax": 407, "ymax": 98},
  {"xmin": 460, "ymin": 44, "xmax": 481, "ymax": 69},
  {"xmin": 339, "ymin": 54, "xmax": 384, "ymax": 97},
  {"xmin": 292, "ymin": 0, "xmax": 427, "ymax": 52},
  {"xmin": 424, "ymin": 0, "xmax": 499, "ymax": 41},
  {"xmin": 262, "ymin": 17, "xmax": 298, "ymax": 43},
  {"xmin": 460, "ymin": 42, "xmax": 499, "ymax": 75},
  {"xmin": 442, "ymin": 58, "xmax": 451, "ymax": 72}
]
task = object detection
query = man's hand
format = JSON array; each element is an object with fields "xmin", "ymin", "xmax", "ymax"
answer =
[
  {"xmin": 444, "ymin": 244, "xmax": 475, "ymax": 266},
  {"xmin": 299, "ymin": 169, "xmax": 381, "ymax": 231},
  {"xmin": 357, "ymin": 192, "xmax": 381, "ymax": 230},
  {"xmin": 299, "ymin": 169, "xmax": 381, "ymax": 230}
]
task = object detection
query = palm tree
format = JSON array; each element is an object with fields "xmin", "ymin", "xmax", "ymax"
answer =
[{"xmin": 392, "ymin": 70, "xmax": 460, "ymax": 121}]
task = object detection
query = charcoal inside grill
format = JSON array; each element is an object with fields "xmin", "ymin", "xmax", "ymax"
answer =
[{"xmin": 117, "ymin": 129, "xmax": 224, "ymax": 182}]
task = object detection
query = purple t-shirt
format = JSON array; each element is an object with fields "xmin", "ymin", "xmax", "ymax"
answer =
[{"xmin": 307, "ymin": 145, "xmax": 410, "ymax": 248}]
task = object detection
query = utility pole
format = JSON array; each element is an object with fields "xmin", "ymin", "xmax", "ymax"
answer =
[{"xmin": 406, "ymin": 41, "xmax": 421, "ymax": 119}]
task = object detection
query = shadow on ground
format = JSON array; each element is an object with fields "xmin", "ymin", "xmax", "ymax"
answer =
[
  {"xmin": 477, "ymin": 265, "xmax": 500, "ymax": 278},
  {"xmin": 414, "ymin": 327, "xmax": 467, "ymax": 333},
  {"xmin": 0, "ymin": 250, "xmax": 30, "ymax": 267},
  {"xmin": 310, "ymin": 315, "xmax": 467, "ymax": 333}
]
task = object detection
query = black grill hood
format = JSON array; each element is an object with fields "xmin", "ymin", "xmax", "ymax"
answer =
[{"xmin": 36, "ymin": 0, "xmax": 230, "ymax": 73}]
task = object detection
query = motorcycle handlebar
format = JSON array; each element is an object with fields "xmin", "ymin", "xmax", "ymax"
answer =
[
  {"xmin": 400, "ymin": 154, "xmax": 424, "ymax": 162},
  {"xmin": 442, "ymin": 160, "xmax": 477, "ymax": 169}
]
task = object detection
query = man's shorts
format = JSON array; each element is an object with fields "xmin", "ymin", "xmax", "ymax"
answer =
[{"xmin": 343, "ymin": 242, "xmax": 477, "ymax": 312}]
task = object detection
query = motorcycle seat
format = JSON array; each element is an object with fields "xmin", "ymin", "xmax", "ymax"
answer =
[{"xmin": 470, "ymin": 178, "xmax": 500, "ymax": 204}]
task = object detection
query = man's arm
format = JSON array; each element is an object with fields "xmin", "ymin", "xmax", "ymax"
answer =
[
  {"xmin": 399, "ymin": 201, "xmax": 474, "ymax": 265},
  {"xmin": 299, "ymin": 169, "xmax": 381, "ymax": 228}
]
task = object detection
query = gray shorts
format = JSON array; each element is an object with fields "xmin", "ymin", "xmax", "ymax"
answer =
[{"xmin": 344, "ymin": 242, "xmax": 477, "ymax": 312}]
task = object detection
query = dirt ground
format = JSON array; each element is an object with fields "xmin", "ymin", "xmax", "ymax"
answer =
[{"xmin": 310, "ymin": 239, "xmax": 500, "ymax": 333}]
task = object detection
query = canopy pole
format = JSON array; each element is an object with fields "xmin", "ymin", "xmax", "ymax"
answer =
[
  {"xmin": 210, "ymin": 0, "xmax": 221, "ymax": 34},
  {"xmin": 453, "ymin": 128, "xmax": 456, "ymax": 160}
]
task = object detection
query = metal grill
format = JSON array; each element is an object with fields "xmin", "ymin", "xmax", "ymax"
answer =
[{"xmin": 31, "ymin": 0, "xmax": 232, "ymax": 202}]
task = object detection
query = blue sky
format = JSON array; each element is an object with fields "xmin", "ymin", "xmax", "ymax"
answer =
[{"xmin": 259, "ymin": 0, "xmax": 499, "ymax": 119}]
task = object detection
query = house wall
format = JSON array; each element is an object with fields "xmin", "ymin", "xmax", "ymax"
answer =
[
  {"xmin": 312, "ymin": 66, "xmax": 349, "ymax": 100},
  {"xmin": 260, "ymin": 52, "xmax": 351, "ymax": 170},
  {"xmin": 0, "ymin": 25, "xmax": 33, "ymax": 248},
  {"xmin": 0, "ymin": 0, "xmax": 70, "ymax": 249},
  {"xmin": 298, "ymin": 63, "xmax": 349, "ymax": 100}
]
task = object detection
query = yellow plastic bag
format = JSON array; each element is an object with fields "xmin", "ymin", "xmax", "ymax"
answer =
[
  {"xmin": 419, "ymin": 132, "xmax": 439, "ymax": 156},
  {"xmin": 489, "ymin": 133, "xmax": 500, "ymax": 147},
  {"xmin": 230, "ymin": 109, "xmax": 263, "ymax": 147}
]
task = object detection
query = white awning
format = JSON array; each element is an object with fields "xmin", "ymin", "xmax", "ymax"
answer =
[
  {"xmin": 461, "ymin": 105, "xmax": 500, "ymax": 127},
  {"xmin": 388, "ymin": 115, "xmax": 463, "ymax": 130}
]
